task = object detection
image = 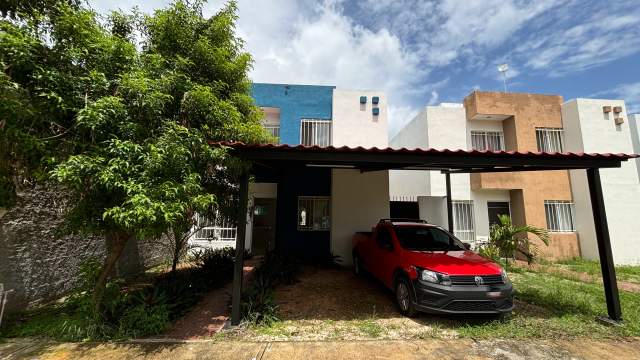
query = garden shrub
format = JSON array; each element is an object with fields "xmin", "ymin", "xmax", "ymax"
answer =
[
  {"xmin": 2, "ymin": 247, "xmax": 236, "ymax": 340},
  {"xmin": 241, "ymin": 254, "xmax": 299, "ymax": 326}
]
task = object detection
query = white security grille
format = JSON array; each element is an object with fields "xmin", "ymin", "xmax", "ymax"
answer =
[
  {"xmin": 300, "ymin": 120, "xmax": 332, "ymax": 147},
  {"xmin": 298, "ymin": 196, "xmax": 331, "ymax": 231},
  {"xmin": 193, "ymin": 212, "xmax": 237, "ymax": 242},
  {"xmin": 264, "ymin": 125, "xmax": 280, "ymax": 143},
  {"xmin": 452, "ymin": 200, "xmax": 475, "ymax": 242},
  {"xmin": 544, "ymin": 201, "xmax": 575, "ymax": 232},
  {"xmin": 536, "ymin": 128, "xmax": 564, "ymax": 152},
  {"xmin": 471, "ymin": 131, "xmax": 505, "ymax": 151}
]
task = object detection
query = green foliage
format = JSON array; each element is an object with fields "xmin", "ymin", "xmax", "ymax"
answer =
[
  {"xmin": 1, "ymin": 0, "xmax": 269, "ymax": 309},
  {"xmin": 486, "ymin": 215, "xmax": 550, "ymax": 264},
  {"xmin": 242, "ymin": 255, "xmax": 299, "ymax": 326}
]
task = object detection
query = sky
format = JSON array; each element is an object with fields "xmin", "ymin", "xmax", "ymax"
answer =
[{"xmin": 89, "ymin": 0, "xmax": 640, "ymax": 137}]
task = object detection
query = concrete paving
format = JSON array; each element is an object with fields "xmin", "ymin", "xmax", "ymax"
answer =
[{"xmin": 2, "ymin": 337, "xmax": 640, "ymax": 359}]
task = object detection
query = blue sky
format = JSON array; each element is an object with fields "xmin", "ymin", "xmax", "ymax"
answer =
[{"xmin": 90, "ymin": 0, "xmax": 640, "ymax": 136}]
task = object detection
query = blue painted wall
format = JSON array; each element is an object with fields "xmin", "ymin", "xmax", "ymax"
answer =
[{"xmin": 251, "ymin": 83, "xmax": 334, "ymax": 145}]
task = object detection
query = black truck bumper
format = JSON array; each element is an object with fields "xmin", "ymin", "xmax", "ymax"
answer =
[{"xmin": 411, "ymin": 280, "xmax": 514, "ymax": 314}]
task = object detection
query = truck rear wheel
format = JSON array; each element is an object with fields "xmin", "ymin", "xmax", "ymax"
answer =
[{"xmin": 395, "ymin": 277, "xmax": 418, "ymax": 317}]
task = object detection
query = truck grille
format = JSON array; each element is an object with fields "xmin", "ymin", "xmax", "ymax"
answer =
[
  {"xmin": 449, "ymin": 274, "xmax": 504, "ymax": 286},
  {"xmin": 444, "ymin": 299, "xmax": 513, "ymax": 312}
]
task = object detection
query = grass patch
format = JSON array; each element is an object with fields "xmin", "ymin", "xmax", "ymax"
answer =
[
  {"xmin": 459, "ymin": 269, "xmax": 640, "ymax": 338},
  {"xmin": 356, "ymin": 319, "xmax": 385, "ymax": 337},
  {"xmin": 555, "ymin": 257, "xmax": 640, "ymax": 283}
]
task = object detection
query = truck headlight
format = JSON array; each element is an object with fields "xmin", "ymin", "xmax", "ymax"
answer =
[
  {"xmin": 501, "ymin": 269, "xmax": 509, "ymax": 283},
  {"xmin": 416, "ymin": 267, "xmax": 451, "ymax": 286}
]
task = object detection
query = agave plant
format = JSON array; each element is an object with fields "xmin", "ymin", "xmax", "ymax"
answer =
[{"xmin": 488, "ymin": 214, "xmax": 550, "ymax": 264}]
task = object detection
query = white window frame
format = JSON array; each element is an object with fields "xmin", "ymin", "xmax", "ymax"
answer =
[
  {"xmin": 300, "ymin": 119, "xmax": 332, "ymax": 147},
  {"xmin": 263, "ymin": 124, "xmax": 280, "ymax": 143},
  {"xmin": 452, "ymin": 200, "xmax": 475, "ymax": 243},
  {"xmin": 297, "ymin": 196, "xmax": 331, "ymax": 231},
  {"xmin": 544, "ymin": 200, "xmax": 576, "ymax": 232},
  {"xmin": 470, "ymin": 131, "xmax": 505, "ymax": 151},
  {"xmin": 536, "ymin": 128, "xmax": 565, "ymax": 153}
]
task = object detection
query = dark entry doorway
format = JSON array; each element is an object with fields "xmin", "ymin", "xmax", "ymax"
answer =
[
  {"xmin": 390, "ymin": 201, "xmax": 419, "ymax": 219},
  {"xmin": 488, "ymin": 202, "xmax": 511, "ymax": 227},
  {"xmin": 252, "ymin": 198, "xmax": 276, "ymax": 255}
]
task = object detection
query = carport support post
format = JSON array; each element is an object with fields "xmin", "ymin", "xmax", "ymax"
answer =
[
  {"xmin": 586, "ymin": 168, "xmax": 622, "ymax": 322},
  {"xmin": 445, "ymin": 172, "xmax": 454, "ymax": 233},
  {"xmin": 231, "ymin": 172, "xmax": 250, "ymax": 326}
]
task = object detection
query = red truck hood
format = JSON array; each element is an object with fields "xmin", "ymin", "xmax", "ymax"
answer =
[{"xmin": 406, "ymin": 250, "xmax": 502, "ymax": 275}]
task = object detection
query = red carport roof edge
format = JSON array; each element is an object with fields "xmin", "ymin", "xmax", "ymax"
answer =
[{"xmin": 209, "ymin": 141, "xmax": 639, "ymax": 161}]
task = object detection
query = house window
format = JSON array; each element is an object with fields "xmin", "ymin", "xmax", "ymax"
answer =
[
  {"xmin": 261, "ymin": 107, "xmax": 280, "ymax": 144},
  {"xmin": 452, "ymin": 200, "xmax": 475, "ymax": 242},
  {"xmin": 536, "ymin": 128, "xmax": 564, "ymax": 152},
  {"xmin": 263, "ymin": 125, "xmax": 280, "ymax": 142},
  {"xmin": 301, "ymin": 119, "xmax": 332, "ymax": 147},
  {"xmin": 297, "ymin": 196, "xmax": 330, "ymax": 231},
  {"xmin": 471, "ymin": 131, "xmax": 505, "ymax": 151},
  {"xmin": 544, "ymin": 200, "xmax": 576, "ymax": 232}
]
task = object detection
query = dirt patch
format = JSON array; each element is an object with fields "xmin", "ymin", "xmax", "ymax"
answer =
[{"xmin": 275, "ymin": 266, "xmax": 398, "ymax": 321}]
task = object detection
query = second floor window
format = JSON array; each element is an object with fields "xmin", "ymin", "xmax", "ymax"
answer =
[
  {"xmin": 301, "ymin": 119, "xmax": 332, "ymax": 147},
  {"xmin": 536, "ymin": 128, "xmax": 564, "ymax": 152},
  {"xmin": 471, "ymin": 131, "xmax": 505, "ymax": 151},
  {"xmin": 261, "ymin": 107, "xmax": 280, "ymax": 144}
]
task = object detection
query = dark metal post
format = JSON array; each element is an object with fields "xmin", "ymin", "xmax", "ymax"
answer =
[
  {"xmin": 445, "ymin": 172, "xmax": 454, "ymax": 233},
  {"xmin": 586, "ymin": 168, "xmax": 622, "ymax": 322},
  {"xmin": 231, "ymin": 173, "xmax": 250, "ymax": 325}
]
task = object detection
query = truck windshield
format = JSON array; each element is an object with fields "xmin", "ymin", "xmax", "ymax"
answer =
[{"xmin": 394, "ymin": 226, "xmax": 466, "ymax": 251}]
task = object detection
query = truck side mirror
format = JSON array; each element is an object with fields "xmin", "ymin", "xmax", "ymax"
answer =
[{"xmin": 463, "ymin": 243, "xmax": 472, "ymax": 250}]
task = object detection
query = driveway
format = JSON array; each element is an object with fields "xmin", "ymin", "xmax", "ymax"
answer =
[{"xmin": 3, "ymin": 337, "xmax": 640, "ymax": 359}]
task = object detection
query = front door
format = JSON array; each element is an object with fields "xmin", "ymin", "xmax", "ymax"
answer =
[
  {"xmin": 252, "ymin": 198, "xmax": 277, "ymax": 255},
  {"xmin": 487, "ymin": 202, "xmax": 511, "ymax": 227}
]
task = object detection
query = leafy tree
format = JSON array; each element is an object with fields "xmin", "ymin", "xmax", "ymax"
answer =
[
  {"xmin": 486, "ymin": 214, "xmax": 550, "ymax": 264},
  {"xmin": 1, "ymin": 0, "xmax": 269, "ymax": 312}
]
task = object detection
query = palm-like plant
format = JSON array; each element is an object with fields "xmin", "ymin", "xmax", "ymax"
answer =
[{"xmin": 488, "ymin": 214, "xmax": 550, "ymax": 264}]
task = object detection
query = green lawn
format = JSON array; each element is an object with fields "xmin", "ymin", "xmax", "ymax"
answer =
[{"xmin": 458, "ymin": 267, "xmax": 640, "ymax": 338}]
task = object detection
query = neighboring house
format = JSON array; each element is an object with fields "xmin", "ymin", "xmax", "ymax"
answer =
[
  {"xmin": 190, "ymin": 83, "xmax": 390, "ymax": 264},
  {"xmin": 389, "ymin": 91, "xmax": 640, "ymax": 264}
]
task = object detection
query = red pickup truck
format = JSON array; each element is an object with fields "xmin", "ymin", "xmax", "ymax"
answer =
[{"xmin": 352, "ymin": 219, "xmax": 513, "ymax": 317}]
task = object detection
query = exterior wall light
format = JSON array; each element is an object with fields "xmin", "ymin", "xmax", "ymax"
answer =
[
  {"xmin": 360, "ymin": 96, "xmax": 367, "ymax": 104},
  {"xmin": 372, "ymin": 96, "xmax": 380, "ymax": 104},
  {"xmin": 613, "ymin": 106, "xmax": 622, "ymax": 113},
  {"xmin": 372, "ymin": 107, "xmax": 380, "ymax": 116},
  {"xmin": 603, "ymin": 106, "xmax": 612, "ymax": 113}
]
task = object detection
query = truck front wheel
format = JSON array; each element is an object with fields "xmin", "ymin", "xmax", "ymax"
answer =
[{"xmin": 395, "ymin": 277, "xmax": 418, "ymax": 317}]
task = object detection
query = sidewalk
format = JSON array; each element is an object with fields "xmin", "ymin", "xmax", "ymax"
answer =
[{"xmin": 2, "ymin": 337, "xmax": 640, "ymax": 359}]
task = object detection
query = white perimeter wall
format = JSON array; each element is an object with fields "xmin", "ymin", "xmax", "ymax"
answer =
[
  {"xmin": 332, "ymin": 89, "xmax": 388, "ymax": 148},
  {"xmin": 331, "ymin": 170, "xmax": 390, "ymax": 265},
  {"xmin": 563, "ymin": 99, "xmax": 640, "ymax": 265}
]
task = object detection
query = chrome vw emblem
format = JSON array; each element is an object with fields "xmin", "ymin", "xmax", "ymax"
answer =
[{"xmin": 474, "ymin": 276, "xmax": 484, "ymax": 286}]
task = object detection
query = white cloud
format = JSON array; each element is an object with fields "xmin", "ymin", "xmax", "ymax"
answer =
[
  {"xmin": 226, "ymin": 0, "xmax": 427, "ymax": 136},
  {"xmin": 591, "ymin": 82, "xmax": 640, "ymax": 114}
]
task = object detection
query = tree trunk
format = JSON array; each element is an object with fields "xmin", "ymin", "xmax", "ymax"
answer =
[{"xmin": 92, "ymin": 231, "xmax": 129, "ymax": 314}]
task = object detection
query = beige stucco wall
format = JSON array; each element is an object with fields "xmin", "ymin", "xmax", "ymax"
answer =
[
  {"xmin": 464, "ymin": 91, "xmax": 579, "ymax": 259},
  {"xmin": 332, "ymin": 89, "xmax": 388, "ymax": 148}
]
